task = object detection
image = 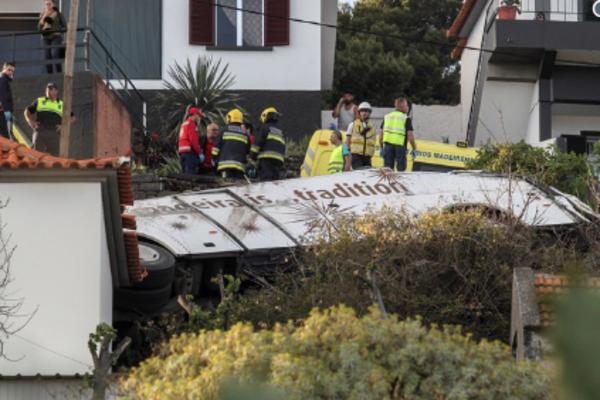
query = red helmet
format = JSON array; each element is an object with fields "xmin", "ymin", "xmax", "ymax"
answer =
[{"xmin": 188, "ymin": 107, "xmax": 205, "ymax": 117}]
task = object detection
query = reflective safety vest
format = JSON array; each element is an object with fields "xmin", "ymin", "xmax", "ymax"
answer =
[
  {"xmin": 36, "ymin": 97, "xmax": 63, "ymax": 117},
  {"xmin": 350, "ymin": 119, "xmax": 376, "ymax": 156},
  {"xmin": 251, "ymin": 122, "xmax": 286, "ymax": 164},
  {"xmin": 383, "ymin": 111, "xmax": 407, "ymax": 146},
  {"xmin": 212, "ymin": 123, "xmax": 250, "ymax": 173},
  {"xmin": 328, "ymin": 145, "xmax": 344, "ymax": 174}
]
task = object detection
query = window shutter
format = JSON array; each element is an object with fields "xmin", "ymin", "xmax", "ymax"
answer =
[
  {"xmin": 189, "ymin": 0, "xmax": 214, "ymax": 45},
  {"xmin": 265, "ymin": 0, "xmax": 290, "ymax": 46}
]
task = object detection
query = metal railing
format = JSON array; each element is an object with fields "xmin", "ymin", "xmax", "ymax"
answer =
[
  {"xmin": 0, "ymin": 28, "xmax": 148, "ymax": 133},
  {"xmin": 502, "ymin": 0, "xmax": 600, "ymax": 22}
]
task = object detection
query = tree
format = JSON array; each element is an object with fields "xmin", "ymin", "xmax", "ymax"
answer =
[
  {"xmin": 329, "ymin": 0, "xmax": 462, "ymax": 107},
  {"xmin": 88, "ymin": 323, "xmax": 131, "ymax": 400},
  {"xmin": 122, "ymin": 306, "xmax": 552, "ymax": 400},
  {"xmin": 0, "ymin": 199, "xmax": 35, "ymax": 359},
  {"xmin": 157, "ymin": 56, "xmax": 242, "ymax": 138}
]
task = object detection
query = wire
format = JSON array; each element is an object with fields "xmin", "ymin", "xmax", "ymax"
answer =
[
  {"xmin": 13, "ymin": 333, "xmax": 92, "ymax": 369},
  {"xmin": 203, "ymin": 0, "xmax": 600, "ymax": 68}
]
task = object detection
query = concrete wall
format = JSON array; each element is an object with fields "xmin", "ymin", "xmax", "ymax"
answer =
[
  {"xmin": 11, "ymin": 72, "xmax": 131, "ymax": 158},
  {"xmin": 142, "ymin": 89, "xmax": 323, "ymax": 141},
  {"xmin": 0, "ymin": 183, "xmax": 112, "ymax": 376},
  {"xmin": 475, "ymin": 80, "xmax": 537, "ymax": 145},
  {"xmin": 322, "ymin": 104, "xmax": 465, "ymax": 144},
  {"xmin": 1, "ymin": 0, "xmax": 40, "ymax": 13},
  {"xmin": 94, "ymin": 76, "xmax": 132, "ymax": 157},
  {"xmin": 11, "ymin": 73, "xmax": 94, "ymax": 158},
  {"xmin": 321, "ymin": 0, "xmax": 338, "ymax": 91},
  {"xmin": 131, "ymin": 0, "xmax": 336, "ymax": 91},
  {"xmin": 525, "ymin": 81, "xmax": 542, "ymax": 145},
  {"xmin": 460, "ymin": 2, "xmax": 488, "ymax": 136},
  {"xmin": 553, "ymin": 114, "xmax": 600, "ymax": 136}
]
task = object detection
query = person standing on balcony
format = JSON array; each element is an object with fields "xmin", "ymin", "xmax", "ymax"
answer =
[
  {"xmin": 38, "ymin": 0, "xmax": 66, "ymax": 74},
  {"xmin": 0, "ymin": 62, "xmax": 15, "ymax": 140}
]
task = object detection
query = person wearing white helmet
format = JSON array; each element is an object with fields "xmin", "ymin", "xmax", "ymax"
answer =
[{"xmin": 346, "ymin": 101, "xmax": 377, "ymax": 170}]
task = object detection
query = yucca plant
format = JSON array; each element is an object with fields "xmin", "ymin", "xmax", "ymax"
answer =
[
  {"xmin": 158, "ymin": 56, "xmax": 242, "ymax": 139},
  {"xmin": 156, "ymin": 156, "xmax": 183, "ymax": 177}
]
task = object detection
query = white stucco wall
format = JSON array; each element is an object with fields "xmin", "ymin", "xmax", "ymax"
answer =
[
  {"xmin": 0, "ymin": 182, "xmax": 112, "ymax": 376},
  {"xmin": 320, "ymin": 0, "xmax": 338, "ymax": 90},
  {"xmin": 460, "ymin": 3, "xmax": 488, "ymax": 135},
  {"xmin": 552, "ymin": 114, "xmax": 600, "ymax": 136},
  {"xmin": 525, "ymin": 81, "xmax": 541, "ymax": 145},
  {"xmin": 131, "ymin": 0, "xmax": 334, "ymax": 91},
  {"xmin": 1, "ymin": 0, "xmax": 41, "ymax": 13},
  {"xmin": 475, "ymin": 80, "xmax": 536, "ymax": 145},
  {"xmin": 322, "ymin": 104, "xmax": 464, "ymax": 143}
]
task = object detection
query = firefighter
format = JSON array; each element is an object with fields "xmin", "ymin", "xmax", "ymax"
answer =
[
  {"xmin": 177, "ymin": 106, "xmax": 205, "ymax": 174},
  {"xmin": 328, "ymin": 130, "xmax": 351, "ymax": 174},
  {"xmin": 346, "ymin": 101, "xmax": 376, "ymax": 170},
  {"xmin": 251, "ymin": 107, "xmax": 286, "ymax": 181},
  {"xmin": 212, "ymin": 108, "xmax": 250, "ymax": 179}
]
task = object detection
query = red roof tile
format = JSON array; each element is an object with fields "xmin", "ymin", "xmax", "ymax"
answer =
[
  {"xmin": 448, "ymin": 0, "xmax": 479, "ymax": 39},
  {"xmin": 0, "ymin": 137, "xmax": 142, "ymax": 283},
  {"xmin": 447, "ymin": 0, "xmax": 481, "ymax": 59},
  {"xmin": 0, "ymin": 137, "xmax": 124, "ymax": 170},
  {"xmin": 534, "ymin": 273, "xmax": 600, "ymax": 326}
]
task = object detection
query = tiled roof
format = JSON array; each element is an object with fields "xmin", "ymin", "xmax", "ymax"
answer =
[
  {"xmin": 0, "ymin": 137, "xmax": 142, "ymax": 282},
  {"xmin": 447, "ymin": 0, "xmax": 480, "ymax": 59},
  {"xmin": 447, "ymin": 0, "xmax": 479, "ymax": 39}
]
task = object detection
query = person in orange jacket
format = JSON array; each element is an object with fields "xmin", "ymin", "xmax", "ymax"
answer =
[{"xmin": 178, "ymin": 107, "xmax": 205, "ymax": 174}]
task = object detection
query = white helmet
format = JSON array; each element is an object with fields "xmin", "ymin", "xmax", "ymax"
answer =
[{"xmin": 358, "ymin": 102, "xmax": 372, "ymax": 112}]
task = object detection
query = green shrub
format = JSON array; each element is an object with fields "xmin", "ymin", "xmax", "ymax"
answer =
[
  {"xmin": 121, "ymin": 306, "xmax": 553, "ymax": 400},
  {"xmin": 231, "ymin": 210, "xmax": 594, "ymax": 341},
  {"xmin": 467, "ymin": 141, "xmax": 597, "ymax": 207}
]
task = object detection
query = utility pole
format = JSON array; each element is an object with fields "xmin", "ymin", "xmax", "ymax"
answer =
[{"xmin": 60, "ymin": 0, "xmax": 79, "ymax": 158}]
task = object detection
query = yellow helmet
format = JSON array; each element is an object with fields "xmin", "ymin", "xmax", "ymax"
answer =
[
  {"xmin": 260, "ymin": 107, "xmax": 281, "ymax": 124},
  {"xmin": 226, "ymin": 108, "xmax": 244, "ymax": 124}
]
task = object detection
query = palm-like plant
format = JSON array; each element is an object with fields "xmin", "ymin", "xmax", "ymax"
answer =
[{"xmin": 158, "ymin": 56, "xmax": 242, "ymax": 138}]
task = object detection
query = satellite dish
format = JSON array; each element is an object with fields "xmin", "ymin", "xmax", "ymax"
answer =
[{"xmin": 594, "ymin": 0, "xmax": 600, "ymax": 18}]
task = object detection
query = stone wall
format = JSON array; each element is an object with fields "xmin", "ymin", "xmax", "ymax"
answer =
[{"xmin": 132, "ymin": 174, "xmax": 165, "ymax": 200}]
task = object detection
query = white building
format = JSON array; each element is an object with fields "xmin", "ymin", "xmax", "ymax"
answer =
[
  {"xmin": 449, "ymin": 0, "xmax": 600, "ymax": 154},
  {"xmin": 0, "ymin": 0, "xmax": 339, "ymax": 139},
  {"xmin": 0, "ymin": 138, "xmax": 141, "ymax": 399}
]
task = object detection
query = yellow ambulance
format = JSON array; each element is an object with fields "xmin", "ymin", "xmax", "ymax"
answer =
[{"xmin": 301, "ymin": 129, "xmax": 478, "ymax": 177}]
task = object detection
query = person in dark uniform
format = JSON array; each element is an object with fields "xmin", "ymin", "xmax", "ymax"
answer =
[
  {"xmin": 211, "ymin": 108, "xmax": 250, "ymax": 179},
  {"xmin": 24, "ymin": 82, "xmax": 73, "ymax": 155},
  {"xmin": 251, "ymin": 107, "xmax": 286, "ymax": 181},
  {"xmin": 0, "ymin": 62, "xmax": 15, "ymax": 140}
]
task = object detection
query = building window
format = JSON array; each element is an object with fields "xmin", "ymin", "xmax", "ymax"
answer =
[
  {"xmin": 216, "ymin": 0, "xmax": 264, "ymax": 48},
  {"xmin": 189, "ymin": 0, "xmax": 289, "ymax": 48}
]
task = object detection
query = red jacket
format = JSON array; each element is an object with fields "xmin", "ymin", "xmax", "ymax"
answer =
[
  {"xmin": 178, "ymin": 118, "xmax": 201, "ymax": 155},
  {"xmin": 200, "ymin": 141, "xmax": 214, "ymax": 170}
]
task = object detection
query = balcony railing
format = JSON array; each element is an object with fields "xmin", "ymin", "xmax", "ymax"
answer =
[
  {"xmin": 501, "ymin": 0, "xmax": 600, "ymax": 22},
  {"xmin": 0, "ymin": 28, "xmax": 148, "ymax": 133}
]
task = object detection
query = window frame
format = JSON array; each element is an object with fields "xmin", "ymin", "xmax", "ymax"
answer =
[{"xmin": 214, "ymin": 0, "xmax": 265, "ymax": 48}]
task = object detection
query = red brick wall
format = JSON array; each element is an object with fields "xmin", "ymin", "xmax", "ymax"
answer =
[{"xmin": 94, "ymin": 77, "xmax": 132, "ymax": 157}]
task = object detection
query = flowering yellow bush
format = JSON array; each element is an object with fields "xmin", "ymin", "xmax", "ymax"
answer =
[{"xmin": 121, "ymin": 306, "xmax": 552, "ymax": 400}]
